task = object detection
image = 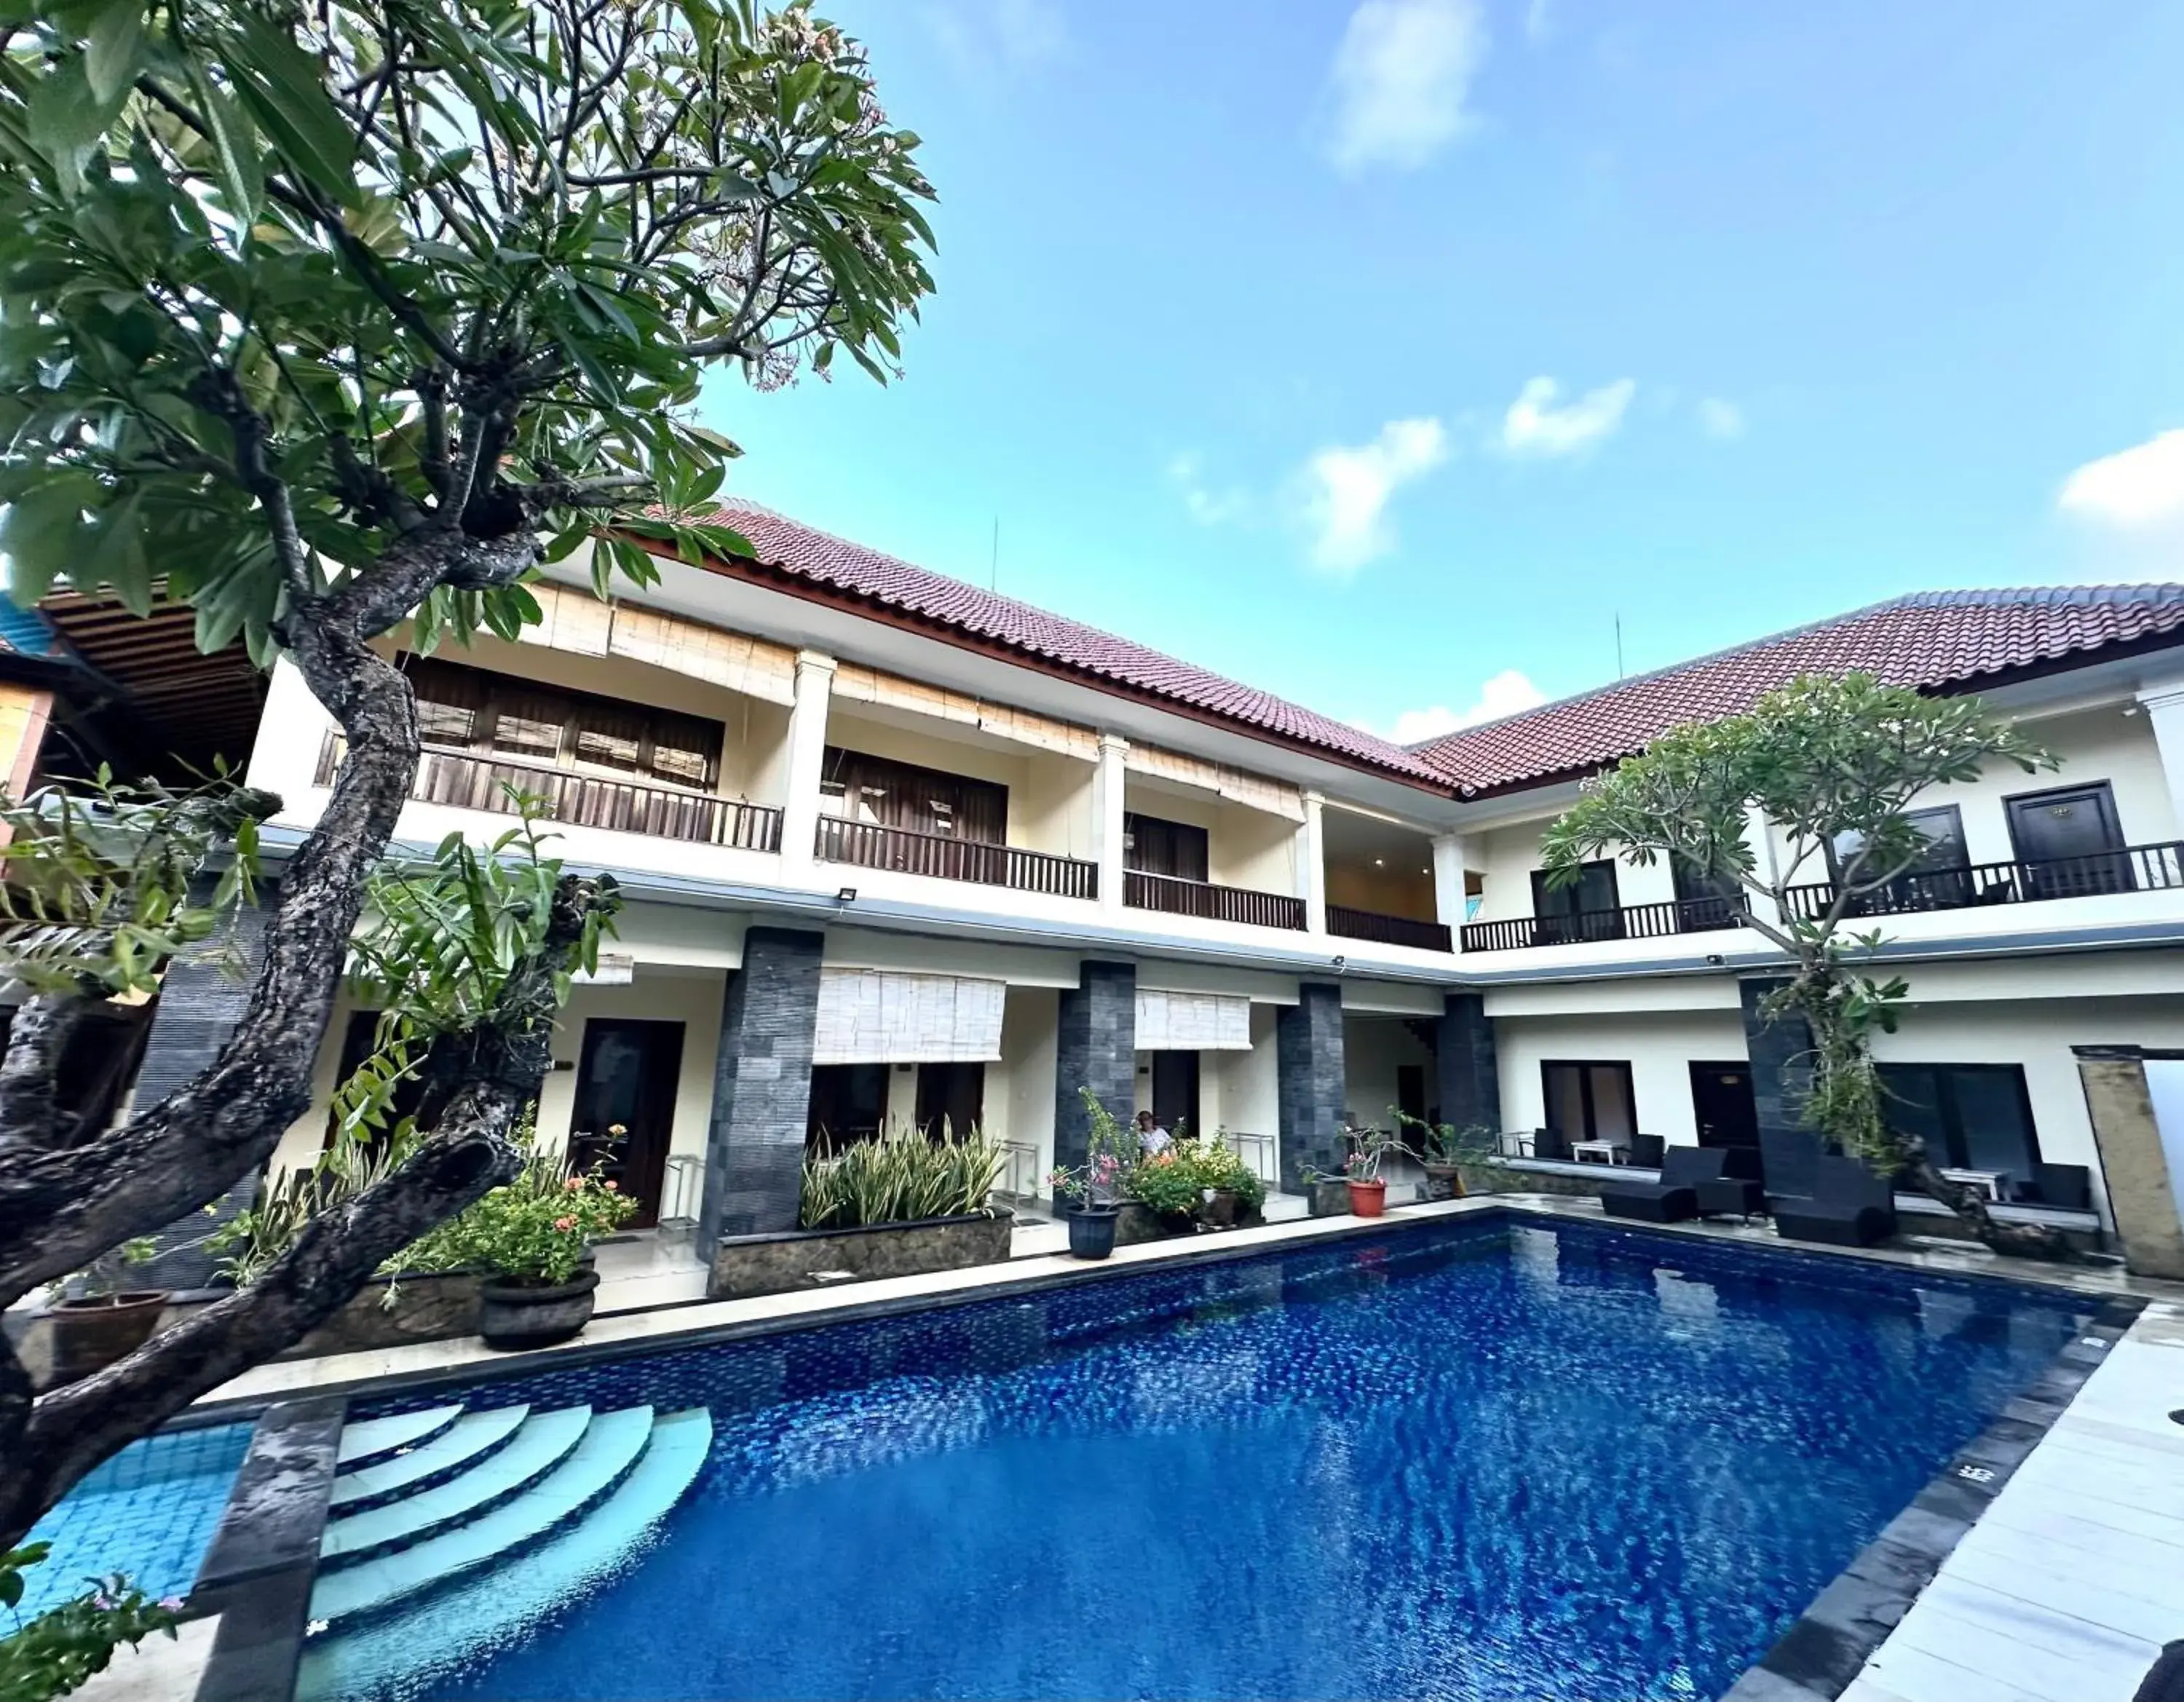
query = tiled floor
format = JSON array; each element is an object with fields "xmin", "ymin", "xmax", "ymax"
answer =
[{"xmin": 1843, "ymin": 1299, "xmax": 2184, "ymax": 1702}]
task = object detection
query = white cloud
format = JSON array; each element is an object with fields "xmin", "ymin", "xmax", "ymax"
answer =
[
  {"xmin": 2057, "ymin": 430, "xmax": 2184, "ymax": 530},
  {"xmin": 1167, "ymin": 452, "xmax": 1251, "ymax": 528},
  {"xmin": 1385, "ymin": 669, "xmax": 1548, "ymax": 743},
  {"xmin": 1697, "ymin": 397, "xmax": 1746, "ymax": 441},
  {"xmin": 1497, "ymin": 376, "xmax": 1636, "ymax": 459},
  {"xmin": 921, "ymin": 0, "xmax": 1066, "ymax": 83},
  {"xmin": 1299, "ymin": 417, "xmax": 1450, "ymax": 577},
  {"xmin": 1324, "ymin": 0, "xmax": 1489, "ymax": 174}
]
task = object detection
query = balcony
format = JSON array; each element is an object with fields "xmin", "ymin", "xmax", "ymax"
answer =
[
  {"xmin": 317, "ymin": 734, "xmax": 784, "ymax": 850},
  {"xmin": 1782, "ymin": 841, "xmax": 2184, "ymax": 922},
  {"xmin": 1460, "ymin": 895, "xmax": 1741, "ymax": 954},
  {"xmin": 1125, "ymin": 870, "xmax": 1306, "ymax": 930},
  {"xmin": 1327, "ymin": 904, "xmax": 1452, "ymax": 953},
  {"xmin": 815, "ymin": 816, "xmax": 1099, "ymax": 900}
]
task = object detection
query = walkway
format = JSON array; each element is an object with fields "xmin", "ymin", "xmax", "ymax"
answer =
[{"xmin": 1843, "ymin": 1297, "xmax": 2184, "ymax": 1702}]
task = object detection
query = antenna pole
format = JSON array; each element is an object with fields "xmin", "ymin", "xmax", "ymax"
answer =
[{"xmin": 1615, "ymin": 611, "xmax": 1625, "ymax": 679}]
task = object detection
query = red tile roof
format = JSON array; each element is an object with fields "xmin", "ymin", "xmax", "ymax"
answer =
[
  {"xmin": 1409, "ymin": 586, "xmax": 2184, "ymax": 795},
  {"xmin": 690, "ymin": 500, "xmax": 1455, "ymax": 785},
  {"xmin": 681, "ymin": 504, "xmax": 2184, "ymax": 802}
]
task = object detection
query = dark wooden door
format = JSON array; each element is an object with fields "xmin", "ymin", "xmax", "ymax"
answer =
[
  {"xmin": 570, "ymin": 1018, "xmax": 684, "ymax": 1228},
  {"xmin": 2006, "ymin": 783, "xmax": 2129, "ymax": 898},
  {"xmin": 1150, "ymin": 1050, "xmax": 1200, "ymax": 1140},
  {"xmin": 914, "ymin": 1061, "xmax": 986, "ymax": 1139},
  {"xmin": 1688, "ymin": 1061, "xmax": 1763, "ymax": 1182}
]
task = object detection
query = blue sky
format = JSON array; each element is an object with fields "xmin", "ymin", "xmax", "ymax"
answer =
[{"xmin": 705, "ymin": 0, "xmax": 2184, "ymax": 743}]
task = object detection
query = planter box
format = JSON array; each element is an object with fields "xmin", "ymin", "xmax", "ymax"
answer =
[
  {"xmin": 293, "ymin": 1271, "xmax": 486, "ymax": 1356},
  {"xmin": 708, "ymin": 1209, "xmax": 1012, "ymax": 1302},
  {"xmin": 1306, "ymin": 1179, "xmax": 1350, "ymax": 1218},
  {"xmin": 1112, "ymin": 1200, "xmax": 1267, "ymax": 1244}
]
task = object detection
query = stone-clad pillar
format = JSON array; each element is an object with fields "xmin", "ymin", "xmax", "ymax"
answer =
[
  {"xmin": 1436, "ymin": 991, "xmax": 1500, "ymax": 1135},
  {"xmin": 1739, "ymin": 975, "xmax": 1821, "ymax": 1200},
  {"xmin": 699, "ymin": 926, "xmax": 825, "ymax": 1245},
  {"xmin": 1277, "ymin": 981, "xmax": 1347, "ymax": 1192},
  {"xmin": 2073, "ymin": 1045, "xmax": 2184, "ymax": 1280},
  {"xmin": 1053, "ymin": 960, "xmax": 1135, "ymax": 1181},
  {"xmin": 137, "ymin": 885, "xmax": 279, "ymax": 1289}
]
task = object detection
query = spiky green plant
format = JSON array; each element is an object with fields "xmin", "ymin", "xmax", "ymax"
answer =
[{"xmin": 798, "ymin": 1123, "xmax": 1006, "ymax": 1230}]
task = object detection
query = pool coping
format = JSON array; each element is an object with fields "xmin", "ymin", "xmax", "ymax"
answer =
[
  {"xmin": 171, "ymin": 1197, "xmax": 2173, "ymax": 1702},
  {"xmin": 1717, "ymin": 1289, "xmax": 2148, "ymax": 1702}
]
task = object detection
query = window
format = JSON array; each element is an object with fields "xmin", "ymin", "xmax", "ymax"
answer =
[
  {"xmin": 1123, "ymin": 812, "xmax": 1211, "ymax": 882},
  {"xmin": 820, "ymin": 748, "xmax": 1008, "ymax": 844},
  {"xmin": 1671, "ymin": 855, "xmax": 1741, "ymax": 931},
  {"xmin": 1878, "ymin": 1063, "xmax": 2041, "ymax": 1178},
  {"xmin": 1827, "ymin": 805, "xmax": 1971, "ymax": 914},
  {"xmin": 402, "ymin": 656, "xmax": 724, "ymax": 792},
  {"xmin": 1541, "ymin": 1061, "xmax": 1637, "ymax": 1145},
  {"xmin": 1530, "ymin": 861, "xmax": 1621, "ymax": 943}
]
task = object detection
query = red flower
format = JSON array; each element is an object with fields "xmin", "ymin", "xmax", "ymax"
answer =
[{"xmin": 553, "ymin": 1216, "xmax": 576, "ymax": 1232}]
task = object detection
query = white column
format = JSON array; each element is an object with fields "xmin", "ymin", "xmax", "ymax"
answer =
[
  {"xmin": 1092, "ymin": 732, "xmax": 1129, "ymax": 912},
  {"xmin": 1739, "ymin": 801, "xmax": 1785, "ymax": 932},
  {"xmin": 2140, "ymin": 684, "xmax": 2184, "ymax": 838},
  {"xmin": 1299, "ymin": 790, "xmax": 1327, "ymax": 934},
  {"xmin": 1432, "ymin": 832, "xmax": 1475, "ymax": 950},
  {"xmin": 780, "ymin": 649, "xmax": 836, "ymax": 875}
]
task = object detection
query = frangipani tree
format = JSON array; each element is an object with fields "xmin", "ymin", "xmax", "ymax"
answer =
[
  {"xmin": 0, "ymin": 0, "xmax": 935, "ymax": 1545},
  {"xmin": 1540, "ymin": 673, "xmax": 2072, "ymax": 1259}
]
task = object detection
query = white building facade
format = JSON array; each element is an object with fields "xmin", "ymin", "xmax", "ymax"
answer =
[{"xmin": 227, "ymin": 507, "xmax": 2184, "ymax": 1262}]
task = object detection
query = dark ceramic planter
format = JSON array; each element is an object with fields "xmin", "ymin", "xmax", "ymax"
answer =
[
  {"xmin": 478, "ymin": 1268, "xmax": 600, "ymax": 1351},
  {"xmin": 1421, "ymin": 1163, "xmax": 1465, "ymax": 1202},
  {"xmin": 45, "ymin": 1291, "xmax": 169, "ymax": 1384},
  {"xmin": 1067, "ymin": 1206, "xmax": 1122, "ymax": 1260},
  {"xmin": 1348, "ymin": 1179, "xmax": 1388, "ymax": 1219}
]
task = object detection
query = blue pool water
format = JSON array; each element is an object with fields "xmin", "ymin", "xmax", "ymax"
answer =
[
  {"xmin": 9, "ymin": 1422, "xmax": 249, "ymax": 1621},
  {"xmin": 329, "ymin": 1219, "xmax": 2085, "ymax": 1701}
]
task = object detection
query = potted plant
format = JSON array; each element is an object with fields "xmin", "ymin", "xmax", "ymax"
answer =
[
  {"xmin": 1048, "ymin": 1087, "xmax": 1134, "ymax": 1259},
  {"xmin": 41, "ymin": 1238, "xmax": 167, "ymax": 1385},
  {"xmin": 447, "ymin": 1153, "xmax": 637, "ymax": 1350},
  {"xmin": 1341, "ymin": 1123, "xmax": 1410, "ymax": 1218},
  {"xmin": 1397, "ymin": 1113, "xmax": 1500, "ymax": 1200}
]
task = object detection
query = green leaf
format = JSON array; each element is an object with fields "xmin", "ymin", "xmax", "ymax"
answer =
[
  {"xmin": 222, "ymin": 14, "xmax": 359, "ymax": 207},
  {"xmin": 85, "ymin": 2, "xmax": 149, "ymax": 105},
  {"xmin": 183, "ymin": 60, "xmax": 264, "ymax": 225},
  {"xmin": 1, "ymin": 477, "xmax": 97, "ymax": 603}
]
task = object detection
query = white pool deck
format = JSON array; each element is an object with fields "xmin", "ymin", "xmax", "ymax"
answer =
[{"xmin": 186, "ymin": 1193, "xmax": 2184, "ymax": 1702}]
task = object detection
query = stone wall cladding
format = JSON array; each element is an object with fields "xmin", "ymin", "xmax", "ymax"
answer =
[
  {"xmin": 700, "ymin": 926, "xmax": 826, "ymax": 1242},
  {"xmin": 708, "ymin": 1210, "xmax": 1011, "ymax": 1300},
  {"xmin": 1053, "ymin": 959, "xmax": 1136, "ymax": 1178},
  {"xmin": 1740, "ymin": 975, "xmax": 1824, "ymax": 1200},
  {"xmin": 136, "ymin": 885, "xmax": 278, "ymax": 1286},
  {"xmin": 1276, "ymin": 981, "xmax": 1347, "ymax": 1192},
  {"xmin": 1436, "ymin": 991, "xmax": 1501, "ymax": 1134}
]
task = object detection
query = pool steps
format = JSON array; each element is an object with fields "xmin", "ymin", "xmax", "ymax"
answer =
[
  {"xmin": 298, "ymin": 1408, "xmax": 713, "ymax": 1700},
  {"xmin": 308, "ymin": 1401, "xmax": 711, "ymax": 1631},
  {"xmin": 327, "ymin": 1403, "xmax": 531, "ymax": 1512},
  {"xmin": 333, "ymin": 1404, "xmax": 463, "ymax": 1470},
  {"xmin": 320, "ymin": 1406, "xmax": 590, "ymax": 1564}
]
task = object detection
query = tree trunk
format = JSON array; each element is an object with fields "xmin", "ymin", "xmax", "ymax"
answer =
[{"xmin": 1898, "ymin": 1151, "xmax": 2076, "ymax": 1262}]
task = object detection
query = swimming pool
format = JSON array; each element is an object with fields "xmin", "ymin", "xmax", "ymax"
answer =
[
  {"xmin": 304, "ymin": 1217, "xmax": 2087, "ymax": 1702},
  {"xmin": 10, "ymin": 1422, "xmax": 250, "ymax": 1621}
]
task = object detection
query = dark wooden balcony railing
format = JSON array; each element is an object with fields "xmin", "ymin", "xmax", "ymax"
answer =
[
  {"xmin": 316, "ymin": 733, "xmax": 783, "ymax": 851},
  {"xmin": 1125, "ymin": 870, "xmax": 1307, "ymax": 931},
  {"xmin": 814, "ymin": 816, "xmax": 1099, "ymax": 900},
  {"xmin": 1460, "ymin": 895, "xmax": 1743, "ymax": 954},
  {"xmin": 1327, "ymin": 904, "xmax": 1452, "ymax": 953},
  {"xmin": 1781, "ymin": 841, "xmax": 2184, "ymax": 922}
]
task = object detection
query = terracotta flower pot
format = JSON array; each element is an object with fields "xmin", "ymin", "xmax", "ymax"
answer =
[
  {"xmin": 46, "ymin": 1291, "xmax": 170, "ymax": 1385},
  {"xmin": 1348, "ymin": 1179, "xmax": 1388, "ymax": 1219},
  {"xmin": 478, "ymin": 1268, "xmax": 600, "ymax": 1351}
]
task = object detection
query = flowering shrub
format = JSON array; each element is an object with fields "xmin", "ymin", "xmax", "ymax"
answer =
[
  {"xmin": 1126, "ymin": 1139, "xmax": 1267, "ymax": 1219},
  {"xmin": 401, "ymin": 1150, "xmax": 636, "ymax": 1285},
  {"xmin": 0, "ymin": 1543, "xmax": 181, "ymax": 1699},
  {"xmin": 1048, "ymin": 1088, "xmax": 1135, "ymax": 1209}
]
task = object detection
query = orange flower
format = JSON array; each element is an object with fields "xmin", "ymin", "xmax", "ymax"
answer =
[
  {"xmin": 604, "ymin": 1179, "xmax": 619, "ymax": 1192},
  {"xmin": 565, "ymin": 1176, "xmax": 583, "ymax": 1191},
  {"xmin": 553, "ymin": 1215, "xmax": 576, "ymax": 1232}
]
